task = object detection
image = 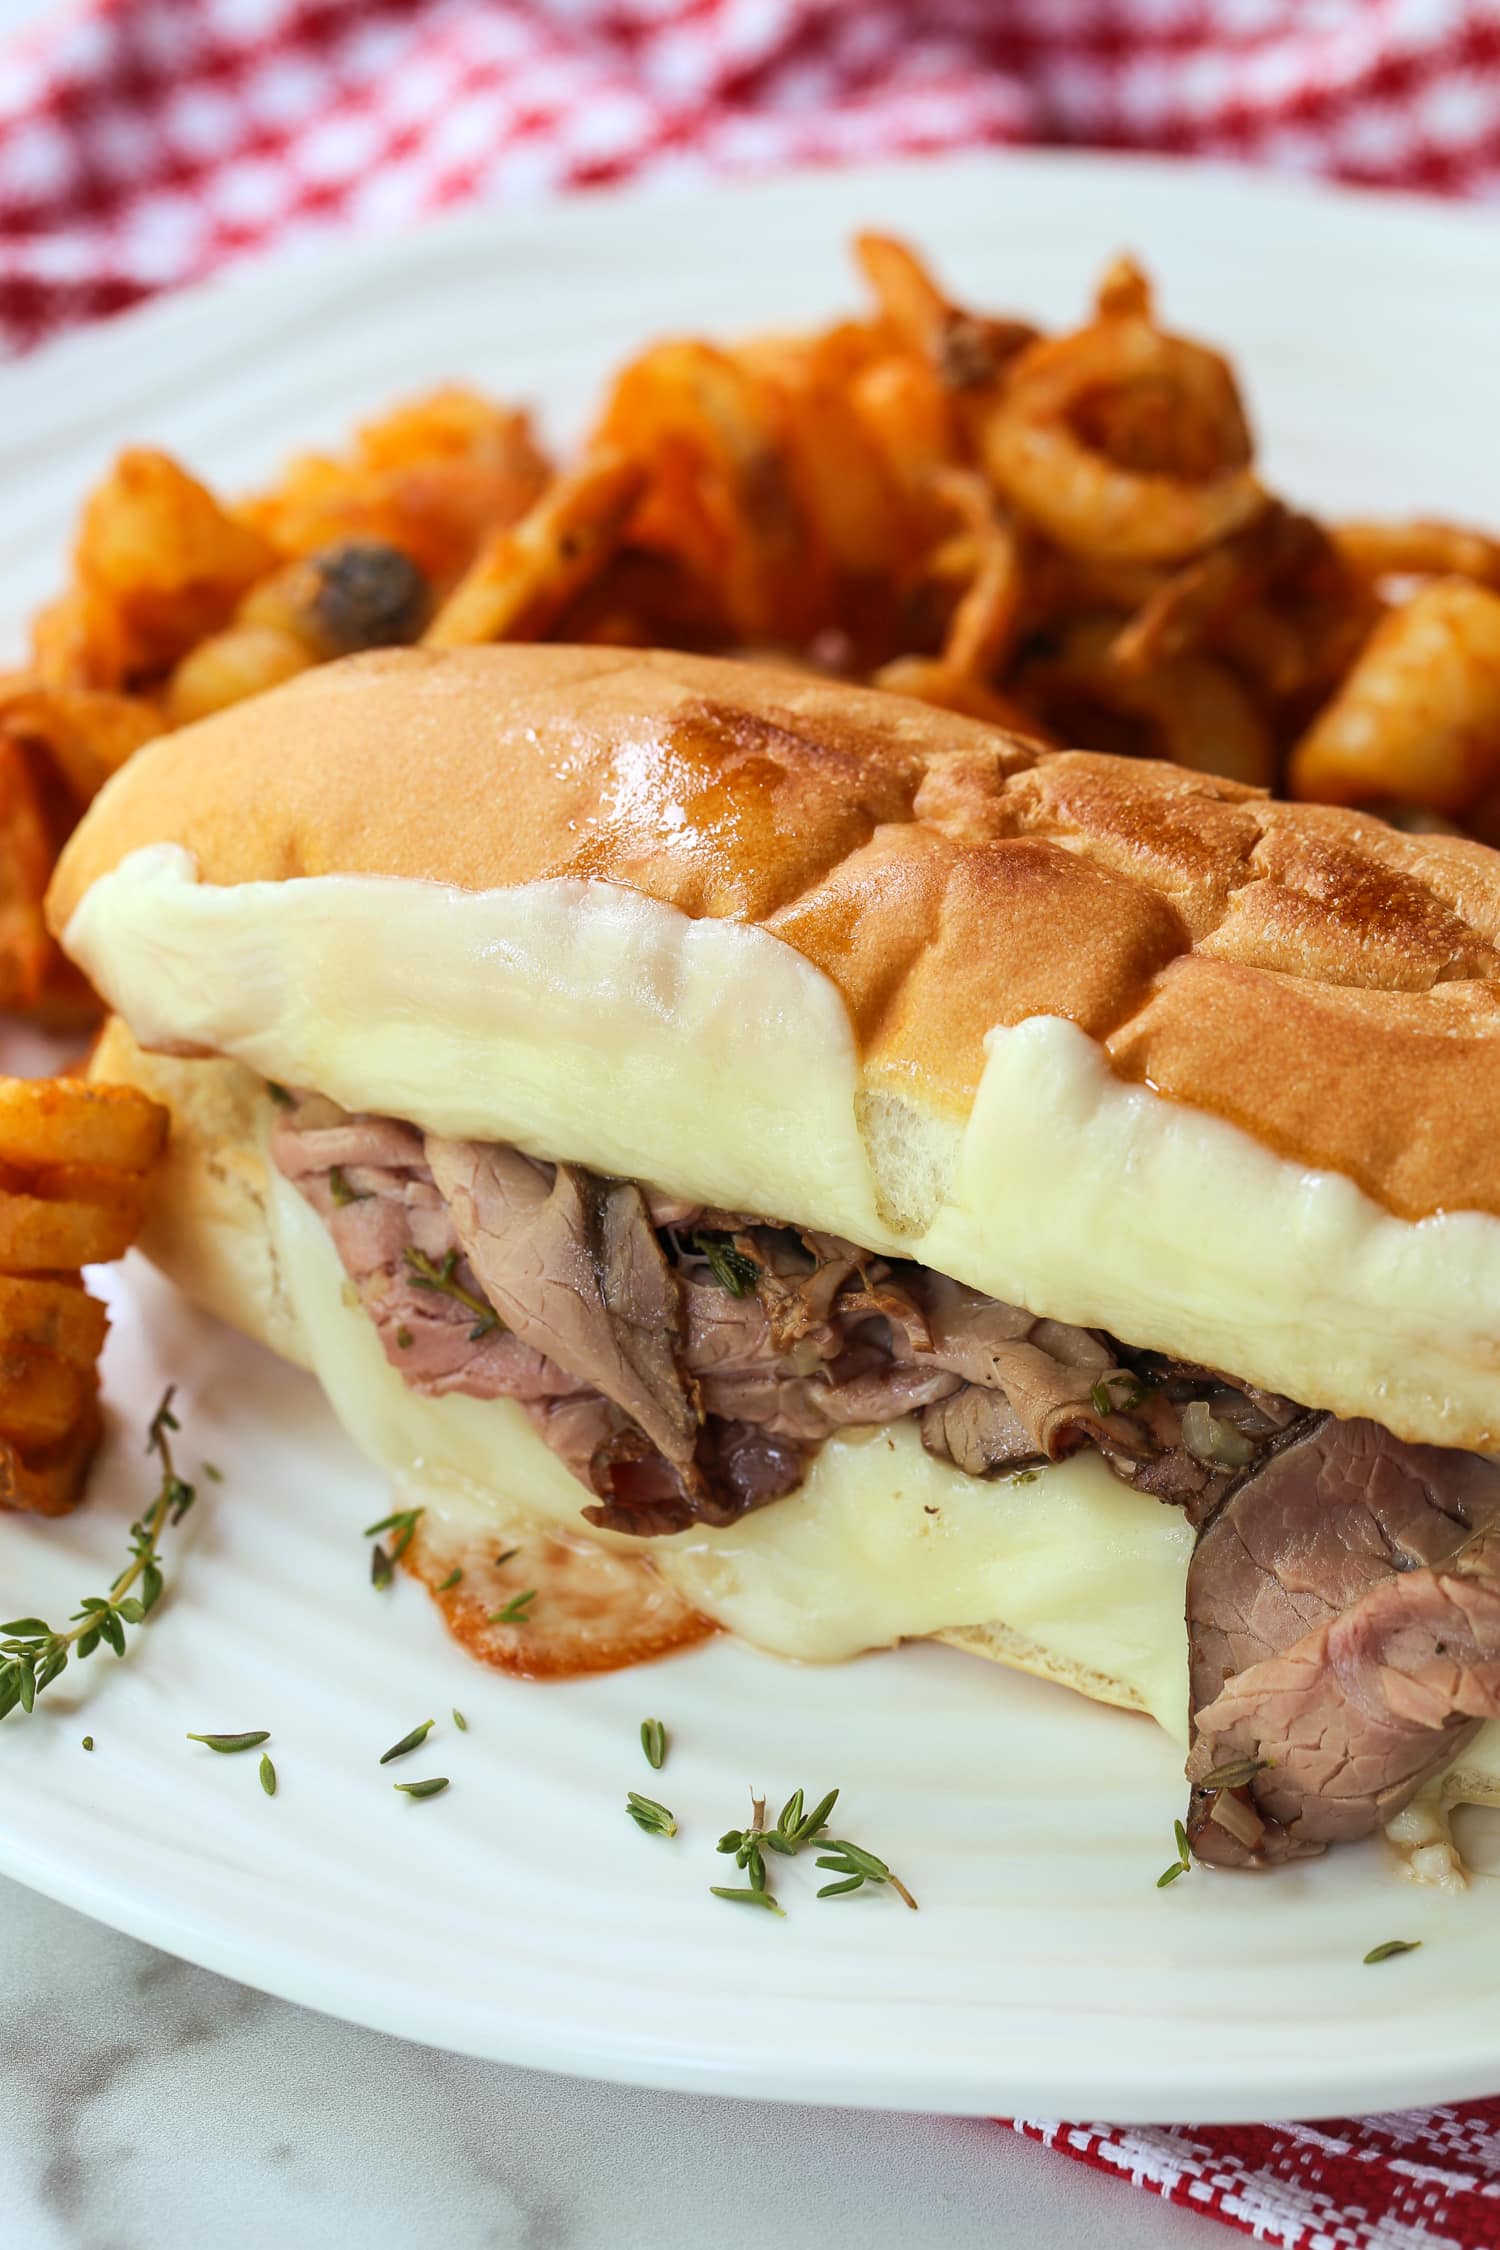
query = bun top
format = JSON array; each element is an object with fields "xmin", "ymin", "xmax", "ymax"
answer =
[{"xmin": 50, "ymin": 643, "xmax": 1500, "ymax": 1222}]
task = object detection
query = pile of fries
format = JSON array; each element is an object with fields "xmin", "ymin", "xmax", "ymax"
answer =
[
  {"xmin": 6, "ymin": 233, "xmax": 1500, "ymax": 1020},
  {"xmin": 0, "ymin": 1075, "xmax": 166, "ymax": 1514}
]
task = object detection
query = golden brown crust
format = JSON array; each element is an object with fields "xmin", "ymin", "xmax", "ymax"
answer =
[{"xmin": 49, "ymin": 643, "xmax": 1500, "ymax": 1221}]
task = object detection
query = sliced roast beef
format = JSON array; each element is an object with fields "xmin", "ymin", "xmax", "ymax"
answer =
[
  {"xmin": 270, "ymin": 1103, "xmax": 589, "ymax": 1404},
  {"xmin": 424, "ymin": 1137, "xmax": 698, "ymax": 1467},
  {"xmin": 273, "ymin": 1095, "xmax": 1314, "ymax": 1535},
  {"xmin": 1185, "ymin": 1416, "xmax": 1500, "ymax": 1864}
]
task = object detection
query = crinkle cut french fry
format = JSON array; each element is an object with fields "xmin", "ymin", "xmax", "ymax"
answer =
[
  {"xmin": 0, "ymin": 1346, "xmax": 91, "ymax": 1447},
  {"xmin": 0, "ymin": 1272, "xmax": 108, "ymax": 1366},
  {"xmin": 0, "ymin": 1397, "xmax": 100, "ymax": 1520},
  {"xmin": 0, "ymin": 1177, "xmax": 144, "ymax": 1270},
  {"xmin": 0, "ymin": 1076, "xmax": 167, "ymax": 1173},
  {"xmin": 0, "ymin": 1073, "xmax": 165, "ymax": 1518}
]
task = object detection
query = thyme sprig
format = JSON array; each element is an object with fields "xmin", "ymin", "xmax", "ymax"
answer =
[
  {"xmin": 712, "ymin": 1785, "xmax": 914, "ymax": 1914},
  {"xmin": 0, "ymin": 1389, "xmax": 197, "ymax": 1723},
  {"xmin": 402, "ymin": 1249, "xmax": 501, "ymax": 1340}
]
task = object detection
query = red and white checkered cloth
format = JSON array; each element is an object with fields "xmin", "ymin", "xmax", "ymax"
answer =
[
  {"xmin": 0, "ymin": 0, "xmax": 1498, "ymax": 351},
  {"xmin": 8, "ymin": 3, "xmax": 1500, "ymax": 2243}
]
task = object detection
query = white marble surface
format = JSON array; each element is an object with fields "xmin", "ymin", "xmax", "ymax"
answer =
[{"xmin": 0, "ymin": 1872, "xmax": 1227, "ymax": 2250}]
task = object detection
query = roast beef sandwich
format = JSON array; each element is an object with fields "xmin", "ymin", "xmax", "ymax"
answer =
[{"xmin": 45, "ymin": 645, "xmax": 1500, "ymax": 1869}]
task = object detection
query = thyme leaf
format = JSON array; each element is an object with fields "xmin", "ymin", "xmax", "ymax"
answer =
[
  {"xmin": 709, "ymin": 1886, "xmax": 785, "ymax": 1916},
  {"xmin": 627, "ymin": 1792, "xmax": 678, "ymax": 1838},
  {"xmin": 187, "ymin": 1730, "xmax": 270, "ymax": 1753},
  {"xmin": 490, "ymin": 1590, "xmax": 536, "ymax": 1625},
  {"xmin": 394, "ymin": 1776, "xmax": 450, "ymax": 1800},
  {"xmin": 640, "ymin": 1717, "xmax": 667, "ymax": 1771},
  {"xmin": 1199, "ymin": 1755, "xmax": 1270, "ymax": 1793},
  {"xmin": 379, "ymin": 1719, "xmax": 436, "ymax": 1765},
  {"xmin": 1364, "ymin": 1939, "xmax": 1422, "ymax": 1965},
  {"xmin": 259, "ymin": 1753, "xmax": 277, "ymax": 1797},
  {"xmin": 693, "ymin": 1233, "xmax": 760, "ymax": 1299}
]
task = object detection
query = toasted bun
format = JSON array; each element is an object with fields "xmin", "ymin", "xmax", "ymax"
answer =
[
  {"xmin": 54, "ymin": 646, "xmax": 1500, "ymax": 1452},
  {"xmin": 51, "ymin": 643, "xmax": 1500, "ymax": 1224},
  {"xmin": 91, "ymin": 1017, "xmax": 1163, "ymax": 1717}
]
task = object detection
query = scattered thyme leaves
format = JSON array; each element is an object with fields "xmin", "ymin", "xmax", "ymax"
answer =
[
  {"xmin": 364, "ymin": 1507, "xmax": 424, "ymax": 1559},
  {"xmin": 395, "ymin": 1327, "xmax": 413, "ymax": 1351},
  {"xmin": 366, "ymin": 1506, "xmax": 423, "ymax": 1590},
  {"xmin": 202, "ymin": 1462, "xmax": 224, "ymax": 1484},
  {"xmin": 495, "ymin": 1547, "xmax": 519, "ymax": 1566},
  {"xmin": 693, "ymin": 1233, "xmax": 760, "ymax": 1299},
  {"xmin": 1156, "ymin": 1818, "xmax": 1192, "ymax": 1889},
  {"xmin": 437, "ymin": 1568, "xmax": 463, "ymax": 1592},
  {"xmin": 394, "ymin": 1776, "xmax": 450, "ymax": 1800},
  {"xmin": 641, "ymin": 1717, "xmax": 667, "ymax": 1771},
  {"xmin": 490, "ymin": 1590, "xmax": 536, "ymax": 1626},
  {"xmin": 259, "ymin": 1753, "xmax": 277, "ymax": 1797},
  {"xmin": 187, "ymin": 1730, "xmax": 270, "ymax": 1754},
  {"xmin": 379, "ymin": 1719, "xmax": 436, "ymax": 1765},
  {"xmin": 1364, "ymin": 1939, "xmax": 1422, "ymax": 1965},
  {"xmin": 0, "ymin": 1389, "xmax": 199, "ymax": 1726},
  {"xmin": 452, "ymin": 1708, "xmax": 468, "ymax": 1731},
  {"xmin": 402, "ymin": 1248, "xmax": 500, "ymax": 1339},
  {"xmin": 627, "ymin": 1792, "xmax": 677, "ymax": 1838},
  {"xmin": 81, "ymin": 1736, "xmax": 93, "ymax": 1752},
  {"xmin": 328, "ymin": 1165, "xmax": 369, "ymax": 1207}
]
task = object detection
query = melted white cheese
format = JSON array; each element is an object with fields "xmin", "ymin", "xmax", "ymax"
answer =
[
  {"xmin": 269, "ymin": 1163, "xmax": 1195, "ymax": 1733},
  {"xmin": 67, "ymin": 846, "xmax": 1500, "ymax": 1452}
]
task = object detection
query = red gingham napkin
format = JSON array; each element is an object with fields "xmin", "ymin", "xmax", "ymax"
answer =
[
  {"xmin": 6, "ymin": 4, "xmax": 1500, "ymax": 2243},
  {"xmin": 0, "ymin": 0, "xmax": 1498, "ymax": 351}
]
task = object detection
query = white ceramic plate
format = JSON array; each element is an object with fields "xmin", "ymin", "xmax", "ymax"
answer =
[{"xmin": 3, "ymin": 154, "xmax": 1500, "ymax": 2124}]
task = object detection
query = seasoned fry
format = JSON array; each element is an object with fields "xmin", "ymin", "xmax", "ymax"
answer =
[
  {"xmin": 0, "ymin": 739, "xmax": 54, "ymax": 1014},
  {"xmin": 425, "ymin": 454, "xmax": 645, "ymax": 649},
  {"xmin": 1014, "ymin": 615, "xmax": 1275, "ymax": 787},
  {"xmin": 982, "ymin": 308, "xmax": 1265, "ymax": 564},
  {"xmin": 0, "ymin": 684, "xmax": 161, "ymax": 810},
  {"xmin": 0, "ymin": 1401, "xmax": 100, "ymax": 1520},
  {"xmin": 0, "ymin": 1076, "xmax": 168, "ymax": 1172},
  {"xmin": 243, "ymin": 387, "xmax": 551, "ymax": 588},
  {"xmin": 0, "ymin": 1073, "xmax": 166, "ymax": 1515},
  {"xmin": 68, "ymin": 449, "xmax": 276, "ymax": 688},
  {"xmin": 1289, "ymin": 580, "xmax": 1500, "ymax": 815},
  {"xmin": 1333, "ymin": 519, "xmax": 1500, "ymax": 594},
  {"xmin": 0, "ymin": 1272, "xmax": 108, "ymax": 1365},
  {"xmin": 855, "ymin": 233, "xmax": 1036, "ymax": 394}
]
